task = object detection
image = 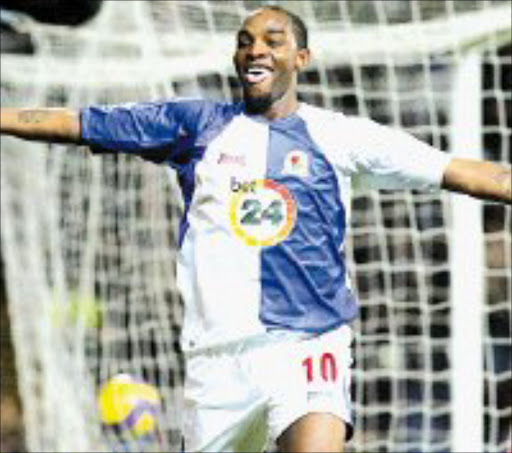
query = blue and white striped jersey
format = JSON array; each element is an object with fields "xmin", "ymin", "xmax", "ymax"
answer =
[{"xmin": 81, "ymin": 99, "xmax": 451, "ymax": 350}]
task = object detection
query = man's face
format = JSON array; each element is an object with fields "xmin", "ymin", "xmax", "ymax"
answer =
[{"xmin": 233, "ymin": 9, "xmax": 309, "ymax": 114}]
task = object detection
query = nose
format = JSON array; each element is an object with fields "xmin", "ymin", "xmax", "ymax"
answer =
[{"xmin": 246, "ymin": 39, "xmax": 269, "ymax": 59}]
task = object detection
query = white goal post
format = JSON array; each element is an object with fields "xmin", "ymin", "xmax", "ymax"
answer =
[
  {"xmin": 1, "ymin": 1, "xmax": 511, "ymax": 452},
  {"xmin": 450, "ymin": 51, "xmax": 485, "ymax": 453}
]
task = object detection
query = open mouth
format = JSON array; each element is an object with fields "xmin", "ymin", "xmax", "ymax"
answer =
[{"xmin": 244, "ymin": 66, "xmax": 273, "ymax": 85}]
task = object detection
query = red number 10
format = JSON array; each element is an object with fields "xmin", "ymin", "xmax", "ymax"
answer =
[{"xmin": 302, "ymin": 352, "xmax": 338, "ymax": 383}]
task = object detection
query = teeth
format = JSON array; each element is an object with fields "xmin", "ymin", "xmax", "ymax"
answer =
[
  {"xmin": 246, "ymin": 67, "xmax": 270, "ymax": 74},
  {"xmin": 245, "ymin": 67, "xmax": 271, "ymax": 84}
]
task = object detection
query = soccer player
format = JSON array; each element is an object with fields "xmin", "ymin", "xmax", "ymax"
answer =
[{"xmin": 1, "ymin": 5, "xmax": 511, "ymax": 453}]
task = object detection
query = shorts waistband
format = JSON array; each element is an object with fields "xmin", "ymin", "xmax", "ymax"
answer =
[
  {"xmin": 183, "ymin": 329, "xmax": 313, "ymax": 358},
  {"xmin": 183, "ymin": 324, "xmax": 352, "ymax": 358}
]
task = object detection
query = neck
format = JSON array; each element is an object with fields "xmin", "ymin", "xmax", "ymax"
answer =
[{"xmin": 263, "ymin": 90, "xmax": 299, "ymax": 120}]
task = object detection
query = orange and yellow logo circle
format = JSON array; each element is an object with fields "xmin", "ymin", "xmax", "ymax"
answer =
[{"xmin": 230, "ymin": 179, "xmax": 296, "ymax": 247}]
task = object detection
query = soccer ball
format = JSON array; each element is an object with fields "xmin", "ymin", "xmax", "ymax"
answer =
[{"xmin": 97, "ymin": 373, "xmax": 161, "ymax": 440}]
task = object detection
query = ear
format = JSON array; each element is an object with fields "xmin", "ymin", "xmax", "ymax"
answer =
[{"xmin": 295, "ymin": 48, "xmax": 311, "ymax": 72}]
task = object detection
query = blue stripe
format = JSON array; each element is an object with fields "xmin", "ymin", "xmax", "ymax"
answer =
[{"xmin": 260, "ymin": 115, "xmax": 358, "ymax": 333}]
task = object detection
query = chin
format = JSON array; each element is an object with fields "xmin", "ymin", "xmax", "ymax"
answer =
[{"xmin": 244, "ymin": 92, "xmax": 273, "ymax": 115}]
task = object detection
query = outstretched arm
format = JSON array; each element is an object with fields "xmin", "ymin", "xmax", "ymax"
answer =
[
  {"xmin": 442, "ymin": 158, "xmax": 511, "ymax": 204},
  {"xmin": 0, "ymin": 108, "xmax": 82, "ymax": 144}
]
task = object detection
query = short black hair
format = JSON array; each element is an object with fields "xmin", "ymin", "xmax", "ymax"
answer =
[{"xmin": 258, "ymin": 5, "xmax": 309, "ymax": 49}]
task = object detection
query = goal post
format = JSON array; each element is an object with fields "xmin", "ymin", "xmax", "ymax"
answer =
[
  {"xmin": 1, "ymin": 1, "xmax": 510, "ymax": 452},
  {"xmin": 449, "ymin": 51, "xmax": 484, "ymax": 453}
]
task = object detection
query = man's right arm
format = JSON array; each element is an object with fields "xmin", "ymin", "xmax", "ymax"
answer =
[{"xmin": 0, "ymin": 108, "xmax": 82, "ymax": 144}]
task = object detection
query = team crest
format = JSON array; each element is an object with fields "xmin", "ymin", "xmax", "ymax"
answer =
[{"xmin": 282, "ymin": 150, "xmax": 309, "ymax": 177}]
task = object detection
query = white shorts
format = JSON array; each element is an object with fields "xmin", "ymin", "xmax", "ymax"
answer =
[{"xmin": 183, "ymin": 325, "xmax": 354, "ymax": 452}]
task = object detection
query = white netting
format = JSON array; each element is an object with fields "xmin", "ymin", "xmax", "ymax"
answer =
[{"xmin": 1, "ymin": 1, "xmax": 510, "ymax": 452}]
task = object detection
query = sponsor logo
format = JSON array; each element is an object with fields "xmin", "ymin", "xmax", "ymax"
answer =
[
  {"xmin": 229, "ymin": 177, "xmax": 296, "ymax": 247},
  {"xmin": 283, "ymin": 150, "xmax": 309, "ymax": 177},
  {"xmin": 218, "ymin": 153, "xmax": 246, "ymax": 166}
]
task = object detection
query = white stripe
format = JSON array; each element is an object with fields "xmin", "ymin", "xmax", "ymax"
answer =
[{"xmin": 179, "ymin": 115, "xmax": 269, "ymax": 350}]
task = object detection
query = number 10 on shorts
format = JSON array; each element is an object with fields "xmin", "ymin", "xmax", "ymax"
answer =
[{"xmin": 302, "ymin": 352, "xmax": 338, "ymax": 384}]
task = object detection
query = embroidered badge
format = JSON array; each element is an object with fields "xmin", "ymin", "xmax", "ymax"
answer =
[{"xmin": 282, "ymin": 150, "xmax": 309, "ymax": 177}]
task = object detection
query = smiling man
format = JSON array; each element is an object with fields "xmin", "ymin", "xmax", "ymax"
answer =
[
  {"xmin": 234, "ymin": 7, "xmax": 311, "ymax": 118},
  {"xmin": 0, "ymin": 5, "xmax": 511, "ymax": 453}
]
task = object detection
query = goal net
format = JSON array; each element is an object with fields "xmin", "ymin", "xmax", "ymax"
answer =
[{"xmin": 1, "ymin": 1, "xmax": 510, "ymax": 452}]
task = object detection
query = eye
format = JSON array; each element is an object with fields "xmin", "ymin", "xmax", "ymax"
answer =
[
  {"xmin": 267, "ymin": 40, "xmax": 284, "ymax": 48},
  {"xmin": 237, "ymin": 34, "xmax": 252, "ymax": 48},
  {"xmin": 265, "ymin": 34, "xmax": 285, "ymax": 48}
]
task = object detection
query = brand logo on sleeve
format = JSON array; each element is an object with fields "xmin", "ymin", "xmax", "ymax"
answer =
[
  {"xmin": 217, "ymin": 153, "xmax": 246, "ymax": 166},
  {"xmin": 229, "ymin": 178, "xmax": 296, "ymax": 247},
  {"xmin": 282, "ymin": 150, "xmax": 309, "ymax": 177}
]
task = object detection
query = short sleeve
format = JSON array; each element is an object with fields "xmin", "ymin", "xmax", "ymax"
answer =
[
  {"xmin": 80, "ymin": 98, "xmax": 218, "ymax": 154},
  {"xmin": 341, "ymin": 117, "xmax": 452, "ymax": 191}
]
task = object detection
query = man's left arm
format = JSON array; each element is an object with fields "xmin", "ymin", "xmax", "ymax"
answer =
[{"xmin": 442, "ymin": 158, "xmax": 511, "ymax": 204}]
